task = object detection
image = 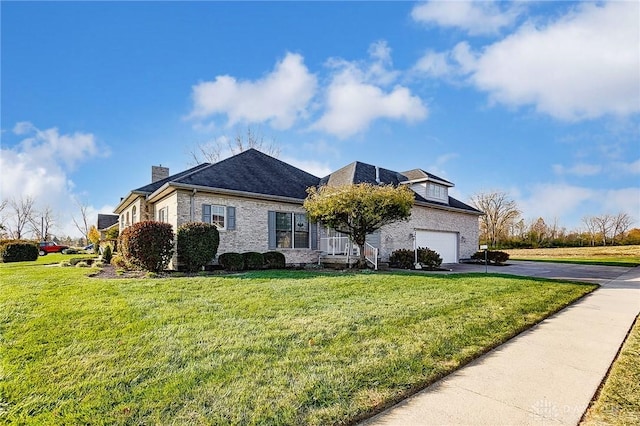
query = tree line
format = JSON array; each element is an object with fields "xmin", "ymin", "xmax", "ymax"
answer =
[
  {"xmin": 470, "ymin": 191, "xmax": 638, "ymax": 249},
  {"xmin": 0, "ymin": 195, "xmax": 94, "ymax": 246}
]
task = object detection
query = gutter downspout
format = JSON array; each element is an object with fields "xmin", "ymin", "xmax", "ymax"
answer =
[{"xmin": 190, "ymin": 189, "xmax": 197, "ymax": 221}]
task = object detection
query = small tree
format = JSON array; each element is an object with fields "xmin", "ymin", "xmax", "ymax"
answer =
[
  {"xmin": 304, "ymin": 183, "xmax": 414, "ymax": 268},
  {"xmin": 176, "ymin": 222, "xmax": 220, "ymax": 272},
  {"xmin": 119, "ymin": 221, "xmax": 174, "ymax": 272}
]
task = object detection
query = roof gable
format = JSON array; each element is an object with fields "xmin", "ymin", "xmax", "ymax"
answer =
[{"xmin": 401, "ymin": 169, "xmax": 453, "ymax": 186}]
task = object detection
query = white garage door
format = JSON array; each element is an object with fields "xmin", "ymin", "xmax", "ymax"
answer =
[{"xmin": 415, "ymin": 231, "xmax": 458, "ymax": 264}]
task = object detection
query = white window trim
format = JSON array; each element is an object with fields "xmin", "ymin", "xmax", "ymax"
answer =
[{"xmin": 426, "ymin": 182, "xmax": 448, "ymax": 202}]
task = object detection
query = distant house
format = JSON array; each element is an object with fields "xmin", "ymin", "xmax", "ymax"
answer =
[
  {"xmin": 97, "ymin": 214, "xmax": 119, "ymax": 240},
  {"xmin": 114, "ymin": 149, "xmax": 481, "ymax": 269}
]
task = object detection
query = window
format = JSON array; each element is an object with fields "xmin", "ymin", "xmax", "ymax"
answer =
[
  {"xmin": 427, "ymin": 183, "xmax": 447, "ymax": 201},
  {"xmin": 158, "ymin": 207, "xmax": 168, "ymax": 223},
  {"xmin": 270, "ymin": 211, "xmax": 311, "ymax": 249},
  {"xmin": 132, "ymin": 206, "xmax": 137, "ymax": 224},
  {"xmin": 202, "ymin": 204, "xmax": 236, "ymax": 230},
  {"xmin": 126, "ymin": 212, "xmax": 130, "ymax": 226}
]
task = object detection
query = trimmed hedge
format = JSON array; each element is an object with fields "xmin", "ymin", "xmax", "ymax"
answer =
[
  {"xmin": 0, "ymin": 241, "xmax": 38, "ymax": 263},
  {"xmin": 263, "ymin": 251, "xmax": 286, "ymax": 269},
  {"xmin": 471, "ymin": 250, "xmax": 510, "ymax": 265},
  {"xmin": 389, "ymin": 248, "xmax": 414, "ymax": 269},
  {"xmin": 218, "ymin": 252, "xmax": 244, "ymax": 271},
  {"xmin": 243, "ymin": 252, "xmax": 265, "ymax": 270},
  {"xmin": 119, "ymin": 221, "xmax": 174, "ymax": 272},
  {"xmin": 417, "ymin": 247, "xmax": 442, "ymax": 270},
  {"xmin": 177, "ymin": 222, "xmax": 220, "ymax": 272},
  {"xmin": 389, "ymin": 247, "xmax": 443, "ymax": 270}
]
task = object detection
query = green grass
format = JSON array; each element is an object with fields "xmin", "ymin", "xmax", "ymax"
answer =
[
  {"xmin": 0, "ymin": 263, "xmax": 596, "ymax": 425},
  {"xmin": 582, "ymin": 315, "xmax": 640, "ymax": 425},
  {"xmin": 506, "ymin": 246, "xmax": 640, "ymax": 267}
]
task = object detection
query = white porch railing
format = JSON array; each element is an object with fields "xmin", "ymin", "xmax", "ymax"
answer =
[
  {"xmin": 320, "ymin": 235, "xmax": 359, "ymax": 256},
  {"xmin": 364, "ymin": 242, "xmax": 378, "ymax": 270}
]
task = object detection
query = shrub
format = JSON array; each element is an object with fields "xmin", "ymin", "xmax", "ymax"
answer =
[
  {"xmin": 75, "ymin": 261, "xmax": 90, "ymax": 268},
  {"xmin": 389, "ymin": 248, "xmax": 414, "ymax": 269},
  {"xmin": 177, "ymin": 222, "xmax": 220, "ymax": 272},
  {"xmin": 218, "ymin": 252, "xmax": 244, "ymax": 271},
  {"xmin": 243, "ymin": 252, "xmax": 265, "ymax": 270},
  {"xmin": 65, "ymin": 248, "xmax": 81, "ymax": 254},
  {"xmin": 69, "ymin": 257, "xmax": 96, "ymax": 266},
  {"xmin": 119, "ymin": 221, "xmax": 174, "ymax": 272},
  {"xmin": 102, "ymin": 245, "xmax": 112, "ymax": 265},
  {"xmin": 417, "ymin": 247, "xmax": 442, "ymax": 270},
  {"xmin": 471, "ymin": 250, "xmax": 510, "ymax": 265},
  {"xmin": 60, "ymin": 260, "xmax": 72, "ymax": 267},
  {"xmin": 490, "ymin": 250, "xmax": 510, "ymax": 265},
  {"xmin": 0, "ymin": 241, "xmax": 38, "ymax": 263},
  {"xmin": 263, "ymin": 251, "xmax": 286, "ymax": 269},
  {"xmin": 111, "ymin": 254, "xmax": 126, "ymax": 268}
]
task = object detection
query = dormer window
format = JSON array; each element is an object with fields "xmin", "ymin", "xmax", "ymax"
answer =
[{"xmin": 426, "ymin": 182, "xmax": 448, "ymax": 202}]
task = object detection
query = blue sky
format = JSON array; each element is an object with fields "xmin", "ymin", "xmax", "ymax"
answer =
[{"xmin": 2, "ymin": 1, "xmax": 639, "ymax": 238}]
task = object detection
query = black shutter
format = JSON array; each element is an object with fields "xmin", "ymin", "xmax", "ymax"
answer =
[
  {"xmin": 202, "ymin": 204, "xmax": 211, "ymax": 223},
  {"xmin": 227, "ymin": 206, "xmax": 236, "ymax": 230},
  {"xmin": 268, "ymin": 211, "xmax": 276, "ymax": 249}
]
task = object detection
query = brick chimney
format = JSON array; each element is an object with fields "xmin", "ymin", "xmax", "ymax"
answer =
[{"xmin": 152, "ymin": 165, "xmax": 169, "ymax": 183}]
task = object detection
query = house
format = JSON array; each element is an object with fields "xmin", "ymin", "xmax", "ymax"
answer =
[
  {"xmin": 97, "ymin": 214, "xmax": 119, "ymax": 240},
  {"xmin": 114, "ymin": 149, "xmax": 482, "ymax": 269}
]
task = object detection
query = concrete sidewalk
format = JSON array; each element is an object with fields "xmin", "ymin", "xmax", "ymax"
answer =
[{"xmin": 363, "ymin": 265, "xmax": 640, "ymax": 426}]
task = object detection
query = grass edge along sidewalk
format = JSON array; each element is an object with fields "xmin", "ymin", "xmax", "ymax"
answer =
[
  {"xmin": 1, "ymin": 264, "xmax": 596, "ymax": 425},
  {"xmin": 581, "ymin": 314, "xmax": 640, "ymax": 425}
]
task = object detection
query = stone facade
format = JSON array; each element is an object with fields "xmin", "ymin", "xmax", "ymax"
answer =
[
  {"xmin": 174, "ymin": 190, "xmax": 320, "ymax": 267},
  {"xmin": 119, "ymin": 190, "xmax": 479, "ymax": 269},
  {"xmin": 118, "ymin": 196, "xmax": 151, "ymax": 231}
]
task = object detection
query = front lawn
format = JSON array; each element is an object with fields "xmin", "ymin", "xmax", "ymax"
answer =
[{"xmin": 1, "ymin": 263, "xmax": 596, "ymax": 425}]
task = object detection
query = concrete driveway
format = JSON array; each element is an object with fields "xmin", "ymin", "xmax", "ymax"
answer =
[{"xmin": 444, "ymin": 260, "xmax": 632, "ymax": 285}]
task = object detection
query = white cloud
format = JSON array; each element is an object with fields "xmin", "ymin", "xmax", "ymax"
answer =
[
  {"xmin": 413, "ymin": 50, "xmax": 454, "ymax": 78},
  {"xmin": 0, "ymin": 123, "xmax": 107, "ymax": 238},
  {"xmin": 411, "ymin": 1, "xmax": 524, "ymax": 35},
  {"xmin": 190, "ymin": 52, "xmax": 317, "ymax": 129},
  {"xmin": 282, "ymin": 156, "xmax": 332, "ymax": 179},
  {"xmin": 552, "ymin": 163, "xmax": 602, "ymax": 177},
  {"xmin": 467, "ymin": 1, "xmax": 640, "ymax": 120},
  {"xmin": 516, "ymin": 183, "xmax": 640, "ymax": 228},
  {"xmin": 518, "ymin": 183, "xmax": 595, "ymax": 221},
  {"xmin": 313, "ymin": 42, "xmax": 428, "ymax": 138},
  {"xmin": 613, "ymin": 158, "xmax": 640, "ymax": 175}
]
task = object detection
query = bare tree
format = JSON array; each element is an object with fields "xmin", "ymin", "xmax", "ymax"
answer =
[
  {"xmin": 188, "ymin": 126, "xmax": 281, "ymax": 165},
  {"xmin": 30, "ymin": 205, "xmax": 56, "ymax": 241},
  {"xmin": 611, "ymin": 212, "xmax": 633, "ymax": 244},
  {"xmin": 0, "ymin": 199, "xmax": 8, "ymax": 237},
  {"xmin": 8, "ymin": 196, "xmax": 36, "ymax": 239},
  {"xmin": 72, "ymin": 199, "xmax": 91, "ymax": 245},
  {"xmin": 592, "ymin": 214, "xmax": 614, "ymax": 246},
  {"xmin": 582, "ymin": 216, "xmax": 598, "ymax": 246},
  {"xmin": 470, "ymin": 191, "xmax": 521, "ymax": 247}
]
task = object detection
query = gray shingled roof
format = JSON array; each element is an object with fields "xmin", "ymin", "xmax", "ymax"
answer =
[
  {"xmin": 319, "ymin": 161, "xmax": 481, "ymax": 214},
  {"xmin": 401, "ymin": 169, "xmax": 453, "ymax": 185},
  {"xmin": 97, "ymin": 214, "xmax": 119, "ymax": 230},
  {"xmin": 138, "ymin": 149, "xmax": 320, "ymax": 200},
  {"xmin": 127, "ymin": 149, "xmax": 480, "ymax": 214}
]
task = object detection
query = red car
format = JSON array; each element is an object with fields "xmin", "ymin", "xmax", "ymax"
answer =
[{"xmin": 38, "ymin": 241, "xmax": 69, "ymax": 256}]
